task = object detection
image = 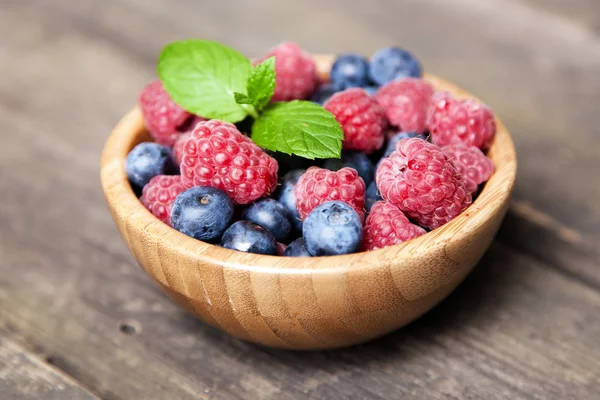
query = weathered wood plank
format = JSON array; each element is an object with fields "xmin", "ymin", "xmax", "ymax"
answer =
[{"xmin": 0, "ymin": 336, "xmax": 100, "ymax": 400}]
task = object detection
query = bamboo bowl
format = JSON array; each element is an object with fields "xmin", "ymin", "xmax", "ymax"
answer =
[{"xmin": 101, "ymin": 54, "xmax": 517, "ymax": 350}]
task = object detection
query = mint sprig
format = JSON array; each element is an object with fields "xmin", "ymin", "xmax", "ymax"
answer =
[{"xmin": 158, "ymin": 40, "xmax": 343, "ymax": 159}]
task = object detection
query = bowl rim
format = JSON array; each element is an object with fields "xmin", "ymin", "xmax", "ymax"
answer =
[{"xmin": 101, "ymin": 54, "xmax": 517, "ymax": 274}]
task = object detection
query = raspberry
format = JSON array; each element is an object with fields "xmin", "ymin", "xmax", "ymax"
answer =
[
  {"xmin": 140, "ymin": 175, "xmax": 185, "ymax": 226},
  {"xmin": 257, "ymin": 42, "xmax": 318, "ymax": 102},
  {"xmin": 428, "ymin": 92, "xmax": 496, "ymax": 150},
  {"xmin": 172, "ymin": 131, "xmax": 191, "ymax": 167},
  {"xmin": 374, "ymin": 78, "xmax": 434, "ymax": 133},
  {"xmin": 324, "ymin": 88, "xmax": 387, "ymax": 153},
  {"xmin": 442, "ymin": 143, "xmax": 495, "ymax": 195},
  {"xmin": 180, "ymin": 120, "xmax": 279, "ymax": 205},
  {"xmin": 139, "ymin": 80, "xmax": 194, "ymax": 146},
  {"xmin": 294, "ymin": 167, "xmax": 366, "ymax": 221},
  {"xmin": 376, "ymin": 138, "xmax": 471, "ymax": 230},
  {"xmin": 362, "ymin": 201, "xmax": 426, "ymax": 251}
]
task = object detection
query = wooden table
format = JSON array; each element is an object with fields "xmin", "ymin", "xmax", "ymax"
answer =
[{"xmin": 1, "ymin": 0, "xmax": 599, "ymax": 398}]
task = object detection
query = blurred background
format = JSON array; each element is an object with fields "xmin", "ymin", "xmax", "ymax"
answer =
[{"xmin": 2, "ymin": 1, "xmax": 600, "ymax": 399}]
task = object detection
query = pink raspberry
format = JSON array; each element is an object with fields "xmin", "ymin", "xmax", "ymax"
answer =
[
  {"xmin": 140, "ymin": 175, "xmax": 185, "ymax": 226},
  {"xmin": 374, "ymin": 78, "xmax": 434, "ymax": 133},
  {"xmin": 180, "ymin": 120, "xmax": 279, "ymax": 205},
  {"xmin": 173, "ymin": 117, "xmax": 207, "ymax": 166},
  {"xmin": 428, "ymin": 92, "xmax": 496, "ymax": 150},
  {"xmin": 294, "ymin": 166, "xmax": 366, "ymax": 221},
  {"xmin": 376, "ymin": 138, "xmax": 471, "ymax": 230},
  {"xmin": 324, "ymin": 88, "xmax": 387, "ymax": 153},
  {"xmin": 139, "ymin": 80, "xmax": 195, "ymax": 146},
  {"xmin": 257, "ymin": 42, "xmax": 318, "ymax": 102},
  {"xmin": 362, "ymin": 201, "xmax": 426, "ymax": 251},
  {"xmin": 443, "ymin": 143, "xmax": 494, "ymax": 195}
]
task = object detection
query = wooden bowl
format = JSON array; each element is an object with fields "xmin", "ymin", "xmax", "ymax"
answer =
[{"xmin": 101, "ymin": 54, "xmax": 517, "ymax": 350}]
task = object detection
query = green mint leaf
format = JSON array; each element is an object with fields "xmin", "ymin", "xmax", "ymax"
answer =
[
  {"xmin": 233, "ymin": 92, "xmax": 253, "ymax": 104},
  {"xmin": 158, "ymin": 39, "xmax": 252, "ymax": 123},
  {"xmin": 251, "ymin": 101, "xmax": 343, "ymax": 160},
  {"xmin": 246, "ymin": 57, "xmax": 275, "ymax": 112}
]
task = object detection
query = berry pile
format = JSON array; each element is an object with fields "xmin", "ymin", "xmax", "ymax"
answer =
[{"xmin": 127, "ymin": 42, "xmax": 496, "ymax": 257}]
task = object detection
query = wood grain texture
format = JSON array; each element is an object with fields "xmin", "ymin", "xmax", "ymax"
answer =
[
  {"xmin": 0, "ymin": 337, "xmax": 99, "ymax": 400},
  {"xmin": 100, "ymin": 56, "xmax": 517, "ymax": 350},
  {"xmin": 2, "ymin": 0, "xmax": 600, "ymax": 398}
]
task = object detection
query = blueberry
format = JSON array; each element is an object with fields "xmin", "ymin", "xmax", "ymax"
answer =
[
  {"xmin": 276, "ymin": 169, "xmax": 304, "ymax": 233},
  {"xmin": 242, "ymin": 199, "xmax": 292, "ymax": 242},
  {"xmin": 330, "ymin": 53, "xmax": 370, "ymax": 90},
  {"xmin": 365, "ymin": 181, "xmax": 383, "ymax": 213},
  {"xmin": 171, "ymin": 186, "xmax": 234, "ymax": 242},
  {"xmin": 323, "ymin": 151, "xmax": 375, "ymax": 186},
  {"xmin": 311, "ymin": 84, "xmax": 338, "ymax": 105},
  {"xmin": 221, "ymin": 221, "xmax": 278, "ymax": 255},
  {"xmin": 363, "ymin": 85, "xmax": 379, "ymax": 96},
  {"xmin": 284, "ymin": 237, "xmax": 311, "ymax": 257},
  {"xmin": 268, "ymin": 151, "xmax": 313, "ymax": 176},
  {"xmin": 303, "ymin": 201, "xmax": 363, "ymax": 256},
  {"xmin": 125, "ymin": 142, "xmax": 177, "ymax": 194},
  {"xmin": 369, "ymin": 47, "xmax": 422, "ymax": 86}
]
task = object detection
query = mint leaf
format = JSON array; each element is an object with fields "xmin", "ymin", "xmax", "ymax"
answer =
[
  {"xmin": 233, "ymin": 92, "xmax": 253, "ymax": 104},
  {"xmin": 158, "ymin": 39, "xmax": 252, "ymax": 123},
  {"xmin": 246, "ymin": 57, "xmax": 275, "ymax": 112},
  {"xmin": 252, "ymin": 101, "xmax": 343, "ymax": 159}
]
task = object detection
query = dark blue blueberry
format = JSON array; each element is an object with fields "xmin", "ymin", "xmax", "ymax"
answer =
[
  {"xmin": 242, "ymin": 199, "xmax": 292, "ymax": 242},
  {"xmin": 369, "ymin": 47, "xmax": 422, "ymax": 86},
  {"xmin": 363, "ymin": 85, "xmax": 379, "ymax": 96},
  {"xmin": 383, "ymin": 132, "xmax": 427, "ymax": 159},
  {"xmin": 125, "ymin": 142, "xmax": 177, "ymax": 194},
  {"xmin": 221, "ymin": 221, "xmax": 278, "ymax": 255},
  {"xmin": 283, "ymin": 237, "xmax": 311, "ymax": 257},
  {"xmin": 330, "ymin": 53, "xmax": 370, "ymax": 90},
  {"xmin": 311, "ymin": 84, "xmax": 338, "ymax": 105},
  {"xmin": 365, "ymin": 181, "xmax": 383, "ymax": 213},
  {"xmin": 323, "ymin": 151, "xmax": 375, "ymax": 186},
  {"xmin": 171, "ymin": 186, "xmax": 234, "ymax": 242},
  {"xmin": 276, "ymin": 169, "xmax": 304, "ymax": 233},
  {"xmin": 303, "ymin": 201, "xmax": 363, "ymax": 256}
]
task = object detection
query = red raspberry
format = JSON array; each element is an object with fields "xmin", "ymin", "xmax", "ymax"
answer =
[
  {"xmin": 173, "ymin": 131, "xmax": 191, "ymax": 167},
  {"xmin": 376, "ymin": 138, "xmax": 471, "ymax": 230},
  {"xmin": 442, "ymin": 143, "xmax": 495, "ymax": 195},
  {"xmin": 180, "ymin": 120, "xmax": 278, "ymax": 205},
  {"xmin": 257, "ymin": 42, "xmax": 318, "ymax": 102},
  {"xmin": 139, "ymin": 80, "xmax": 194, "ymax": 146},
  {"xmin": 362, "ymin": 201, "xmax": 426, "ymax": 251},
  {"xmin": 324, "ymin": 88, "xmax": 387, "ymax": 153},
  {"xmin": 428, "ymin": 92, "xmax": 496, "ymax": 150},
  {"xmin": 374, "ymin": 78, "xmax": 434, "ymax": 133},
  {"xmin": 140, "ymin": 175, "xmax": 185, "ymax": 226},
  {"xmin": 294, "ymin": 166, "xmax": 366, "ymax": 221}
]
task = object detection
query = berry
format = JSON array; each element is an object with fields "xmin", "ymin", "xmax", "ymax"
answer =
[
  {"xmin": 257, "ymin": 42, "xmax": 318, "ymax": 102},
  {"xmin": 283, "ymin": 238, "xmax": 311, "ymax": 257},
  {"xmin": 330, "ymin": 53, "xmax": 370, "ymax": 90},
  {"xmin": 324, "ymin": 88, "xmax": 387, "ymax": 153},
  {"xmin": 172, "ymin": 131, "xmax": 191, "ymax": 166},
  {"xmin": 295, "ymin": 166, "xmax": 366, "ymax": 221},
  {"xmin": 428, "ymin": 92, "xmax": 496, "ymax": 150},
  {"xmin": 383, "ymin": 132, "xmax": 427, "ymax": 159},
  {"xmin": 303, "ymin": 201, "xmax": 363, "ymax": 256},
  {"xmin": 139, "ymin": 80, "xmax": 194, "ymax": 146},
  {"xmin": 221, "ymin": 221, "xmax": 278, "ymax": 255},
  {"xmin": 277, "ymin": 242, "xmax": 288, "ymax": 256},
  {"xmin": 368, "ymin": 47, "xmax": 422, "ymax": 86},
  {"xmin": 362, "ymin": 201, "xmax": 426, "ymax": 251},
  {"xmin": 365, "ymin": 181, "xmax": 382, "ymax": 213},
  {"xmin": 180, "ymin": 120, "xmax": 279, "ymax": 205},
  {"xmin": 276, "ymin": 169, "xmax": 304, "ymax": 233},
  {"xmin": 311, "ymin": 83, "xmax": 337, "ymax": 105},
  {"xmin": 241, "ymin": 198, "xmax": 293, "ymax": 242},
  {"xmin": 376, "ymin": 138, "xmax": 471, "ymax": 230},
  {"xmin": 171, "ymin": 186, "xmax": 234, "ymax": 242},
  {"xmin": 126, "ymin": 142, "xmax": 177, "ymax": 194},
  {"xmin": 140, "ymin": 175, "xmax": 185, "ymax": 226},
  {"xmin": 374, "ymin": 78, "xmax": 434, "ymax": 133},
  {"xmin": 442, "ymin": 143, "xmax": 495, "ymax": 195},
  {"xmin": 323, "ymin": 151, "xmax": 375, "ymax": 186}
]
